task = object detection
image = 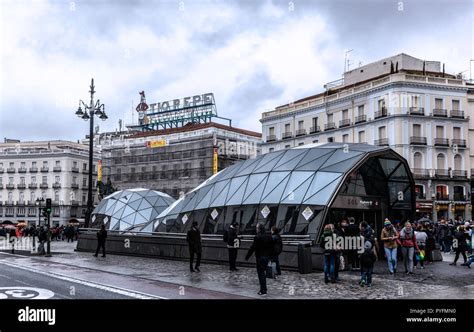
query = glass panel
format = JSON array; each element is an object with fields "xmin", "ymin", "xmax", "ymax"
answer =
[
  {"xmin": 319, "ymin": 155, "xmax": 363, "ymax": 173},
  {"xmin": 234, "ymin": 157, "xmax": 262, "ymax": 177},
  {"xmin": 209, "ymin": 179, "xmax": 231, "ymax": 207},
  {"xmin": 223, "ymin": 176, "xmax": 247, "ymax": 205},
  {"xmin": 378, "ymin": 158, "xmax": 402, "ymax": 176},
  {"xmin": 320, "ymin": 150, "xmax": 364, "ymax": 169},
  {"xmin": 254, "ymin": 151, "xmax": 286, "ymax": 173},
  {"xmin": 304, "ymin": 172, "xmax": 343, "ymax": 200},
  {"xmin": 295, "ymin": 149, "xmax": 334, "ymax": 171},
  {"xmin": 242, "ymin": 174, "xmax": 269, "ymax": 205},
  {"xmin": 260, "ymin": 174, "xmax": 290, "ymax": 204},
  {"xmin": 226, "ymin": 176, "xmax": 249, "ymax": 206},
  {"xmin": 303, "ymin": 179, "xmax": 341, "ymax": 205},
  {"xmin": 273, "ymin": 149, "xmax": 310, "ymax": 171},
  {"xmin": 194, "ymin": 186, "xmax": 215, "ymax": 210},
  {"xmin": 280, "ymin": 172, "xmax": 315, "ymax": 204},
  {"xmin": 260, "ymin": 171, "xmax": 290, "ymax": 201},
  {"xmin": 181, "ymin": 192, "xmax": 199, "ymax": 212}
]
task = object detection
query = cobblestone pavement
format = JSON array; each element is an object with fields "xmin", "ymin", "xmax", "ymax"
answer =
[{"xmin": 4, "ymin": 241, "xmax": 473, "ymax": 299}]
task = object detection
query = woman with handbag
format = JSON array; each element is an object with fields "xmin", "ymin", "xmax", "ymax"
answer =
[
  {"xmin": 414, "ymin": 225, "xmax": 427, "ymax": 269},
  {"xmin": 399, "ymin": 222, "xmax": 419, "ymax": 275}
]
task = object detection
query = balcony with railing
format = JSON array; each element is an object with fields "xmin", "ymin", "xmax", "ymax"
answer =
[
  {"xmin": 282, "ymin": 132, "xmax": 293, "ymax": 139},
  {"xmin": 409, "ymin": 107, "xmax": 425, "ymax": 115},
  {"xmin": 339, "ymin": 119, "xmax": 351, "ymax": 128},
  {"xmin": 17, "ymin": 183, "xmax": 26, "ymax": 189},
  {"xmin": 451, "ymin": 139, "xmax": 466, "ymax": 148},
  {"xmin": 374, "ymin": 107, "xmax": 388, "ymax": 119},
  {"xmin": 295, "ymin": 129, "xmax": 306, "ymax": 137},
  {"xmin": 354, "ymin": 115, "xmax": 367, "ymax": 124},
  {"xmin": 435, "ymin": 169, "xmax": 450, "ymax": 178},
  {"xmin": 309, "ymin": 126, "xmax": 321, "ymax": 133},
  {"xmin": 374, "ymin": 138, "xmax": 389, "ymax": 146},
  {"xmin": 28, "ymin": 183, "xmax": 38, "ymax": 189},
  {"xmin": 17, "ymin": 200, "xmax": 26, "ymax": 206},
  {"xmin": 0, "ymin": 168, "xmax": 3, "ymax": 174},
  {"xmin": 53, "ymin": 166, "xmax": 62, "ymax": 172},
  {"xmin": 432, "ymin": 109, "xmax": 448, "ymax": 117},
  {"xmin": 434, "ymin": 138, "xmax": 449, "ymax": 147},
  {"xmin": 18, "ymin": 167, "xmax": 27, "ymax": 173},
  {"xmin": 71, "ymin": 183, "xmax": 79, "ymax": 189},
  {"xmin": 450, "ymin": 110, "xmax": 465, "ymax": 119},
  {"xmin": 412, "ymin": 168, "xmax": 430, "ymax": 178},
  {"xmin": 7, "ymin": 167, "xmax": 15, "ymax": 173},
  {"xmin": 72, "ymin": 167, "xmax": 79, "ymax": 173},
  {"xmin": 6, "ymin": 184, "xmax": 14, "ymax": 189},
  {"xmin": 452, "ymin": 170, "xmax": 467, "ymax": 178},
  {"xmin": 82, "ymin": 168, "xmax": 88, "ymax": 174},
  {"xmin": 436, "ymin": 193, "xmax": 449, "ymax": 200},
  {"xmin": 40, "ymin": 183, "xmax": 48, "ymax": 189},
  {"xmin": 410, "ymin": 136, "xmax": 427, "ymax": 145},
  {"xmin": 266, "ymin": 135, "xmax": 276, "ymax": 142},
  {"xmin": 53, "ymin": 182, "xmax": 61, "ymax": 189},
  {"xmin": 71, "ymin": 200, "xmax": 79, "ymax": 206},
  {"xmin": 28, "ymin": 200, "xmax": 37, "ymax": 205},
  {"xmin": 40, "ymin": 167, "xmax": 49, "ymax": 172},
  {"xmin": 324, "ymin": 122, "xmax": 336, "ymax": 131},
  {"xmin": 0, "ymin": 184, "xmax": 3, "ymax": 189},
  {"xmin": 29, "ymin": 167, "xmax": 38, "ymax": 173}
]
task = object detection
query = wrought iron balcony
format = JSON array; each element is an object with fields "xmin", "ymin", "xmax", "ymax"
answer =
[
  {"xmin": 436, "ymin": 193, "xmax": 449, "ymax": 200},
  {"xmin": 40, "ymin": 167, "xmax": 49, "ymax": 172},
  {"xmin": 53, "ymin": 182, "xmax": 61, "ymax": 189},
  {"xmin": 412, "ymin": 168, "xmax": 430, "ymax": 178},
  {"xmin": 450, "ymin": 110, "xmax": 464, "ymax": 119},
  {"xmin": 6, "ymin": 184, "xmax": 14, "ymax": 189},
  {"xmin": 339, "ymin": 119, "xmax": 351, "ymax": 128},
  {"xmin": 434, "ymin": 138, "xmax": 449, "ymax": 147},
  {"xmin": 451, "ymin": 139, "xmax": 466, "ymax": 148},
  {"xmin": 354, "ymin": 115, "xmax": 367, "ymax": 124},
  {"xmin": 71, "ymin": 167, "xmax": 79, "ymax": 173},
  {"xmin": 453, "ymin": 193, "xmax": 466, "ymax": 201},
  {"xmin": 295, "ymin": 129, "xmax": 306, "ymax": 137},
  {"xmin": 435, "ymin": 169, "xmax": 450, "ymax": 178},
  {"xmin": 17, "ymin": 183, "xmax": 26, "ymax": 189},
  {"xmin": 410, "ymin": 136, "xmax": 427, "ymax": 145},
  {"xmin": 71, "ymin": 200, "xmax": 79, "ymax": 206},
  {"xmin": 71, "ymin": 183, "xmax": 79, "ymax": 189},
  {"xmin": 452, "ymin": 170, "xmax": 467, "ymax": 178},
  {"xmin": 0, "ymin": 168, "xmax": 3, "ymax": 174},
  {"xmin": 82, "ymin": 168, "xmax": 88, "ymax": 174},
  {"xmin": 53, "ymin": 166, "xmax": 62, "ymax": 172},
  {"xmin": 18, "ymin": 167, "xmax": 27, "ymax": 173},
  {"xmin": 16, "ymin": 201, "xmax": 26, "ymax": 206},
  {"xmin": 40, "ymin": 183, "xmax": 48, "ymax": 189},
  {"xmin": 324, "ymin": 122, "xmax": 336, "ymax": 131},
  {"xmin": 282, "ymin": 132, "xmax": 293, "ymax": 139},
  {"xmin": 309, "ymin": 126, "xmax": 321, "ymax": 133},
  {"xmin": 29, "ymin": 167, "xmax": 38, "ymax": 173},
  {"xmin": 28, "ymin": 183, "xmax": 37, "ymax": 189},
  {"xmin": 374, "ymin": 107, "xmax": 388, "ymax": 119},
  {"xmin": 432, "ymin": 108, "xmax": 448, "ymax": 117},
  {"xmin": 374, "ymin": 138, "xmax": 389, "ymax": 146},
  {"xmin": 409, "ymin": 107, "xmax": 425, "ymax": 115},
  {"xmin": 7, "ymin": 168, "xmax": 15, "ymax": 173}
]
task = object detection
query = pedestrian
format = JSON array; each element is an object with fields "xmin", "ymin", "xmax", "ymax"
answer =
[
  {"xmin": 450, "ymin": 225, "xmax": 469, "ymax": 266},
  {"xmin": 414, "ymin": 225, "xmax": 427, "ymax": 269},
  {"xmin": 359, "ymin": 241, "xmax": 376, "ymax": 287},
  {"xmin": 224, "ymin": 222, "xmax": 240, "ymax": 271},
  {"xmin": 380, "ymin": 219, "xmax": 399, "ymax": 274},
  {"xmin": 346, "ymin": 217, "xmax": 360, "ymax": 271},
  {"xmin": 321, "ymin": 224, "xmax": 337, "ymax": 283},
  {"xmin": 245, "ymin": 223, "xmax": 274, "ymax": 296},
  {"xmin": 360, "ymin": 221, "xmax": 375, "ymax": 246},
  {"xmin": 400, "ymin": 221, "xmax": 419, "ymax": 275},
  {"xmin": 186, "ymin": 221, "xmax": 201, "ymax": 272},
  {"xmin": 93, "ymin": 225, "xmax": 107, "ymax": 258},
  {"xmin": 271, "ymin": 226, "xmax": 283, "ymax": 276},
  {"xmin": 9, "ymin": 228, "xmax": 17, "ymax": 254}
]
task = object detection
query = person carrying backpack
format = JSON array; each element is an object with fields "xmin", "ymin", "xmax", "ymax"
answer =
[
  {"xmin": 224, "ymin": 222, "xmax": 240, "ymax": 271},
  {"xmin": 359, "ymin": 241, "xmax": 377, "ymax": 287},
  {"xmin": 400, "ymin": 222, "xmax": 419, "ymax": 275},
  {"xmin": 271, "ymin": 226, "xmax": 283, "ymax": 276}
]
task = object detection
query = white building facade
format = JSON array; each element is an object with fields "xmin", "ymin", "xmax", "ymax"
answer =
[
  {"xmin": 0, "ymin": 141, "xmax": 99, "ymax": 226},
  {"xmin": 261, "ymin": 54, "xmax": 473, "ymax": 221}
]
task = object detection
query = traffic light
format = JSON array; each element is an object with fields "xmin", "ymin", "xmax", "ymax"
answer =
[
  {"xmin": 46, "ymin": 198, "xmax": 52, "ymax": 213},
  {"xmin": 41, "ymin": 207, "xmax": 49, "ymax": 219}
]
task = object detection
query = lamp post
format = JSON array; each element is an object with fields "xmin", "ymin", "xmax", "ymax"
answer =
[
  {"xmin": 75, "ymin": 78, "xmax": 108, "ymax": 228},
  {"xmin": 35, "ymin": 197, "xmax": 45, "ymax": 226}
]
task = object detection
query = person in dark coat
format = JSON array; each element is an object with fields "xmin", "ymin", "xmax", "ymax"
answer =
[
  {"xmin": 225, "ymin": 222, "xmax": 240, "ymax": 271},
  {"xmin": 271, "ymin": 226, "xmax": 283, "ymax": 276},
  {"xmin": 359, "ymin": 241, "xmax": 377, "ymax": 287},
  {"xmin": 186, "ymin": 221, "xmax": 202, "ymax": 272},
  {"xmin": 450, "ymin": 225, "xmax": 469, "ymax": 265},
  {"xmin": 245, "ymin": 223, "xmax": 274, "ymax": 296},
  {"xmin": 9, "ymin": 228, "xmax": 17, "ymax": 254},
  {"xmin": 94, "ymin": 225, "xmax": 107, "ymax": 258}
]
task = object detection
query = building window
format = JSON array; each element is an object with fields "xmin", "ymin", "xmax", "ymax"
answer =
[
  {"xmin": 269, "ymin": 148, "xmax": 274, "ymax": 152},
  {"xmin": 285, "ymin": 145, "xmax": 291, "ymax": 149},
  {"xmin": 20, "ymin": 177, "xmax": 25, "ymax": 185},
  {"xmin": 73, "ymin": 161, "xmax": 77, "ymax": 168},
  {"xmin": 55, "ymin": 160, "xmax": 60, "ymax": 166},
  {"xmin": 454, "ymin": 154, "xmax": 462, "ymax": 171},
  {"xmin": 378, "ymin": 126, "xmax": 386, "ymax": 139},
  {"xmin": 83, "ymin": 163, "xmax": 87, "ymax": 171},
  {"xmin": 378, "ymin": 99, "xmax": 386, "ymax": 111},
  {"xmin": 342, "ymin": 109, "xmax": 348, "ymax": 120},
  {"xmin": 32, "ymin": 161, "xmax": 36, "ymax": 167},
  {"xmin": 42, "ymin": 176, "xmax": 47, "ymax": 184},
  {"xmin": 8, "ymin": 177, "xmax": 13, "ymax": 185},
  {"xmin": 342, "ymin": 134, "xmax": 349, "ymax": 143},
  {"xmin": 452, "ymin": 99, "xmax": 460, "ymax": 111},
  {"xmin": 43, "ymin": 161, "xmax": 48, "ymax": 167},
  {"xmin": 19, "ymin": 192, "xmax": 24, "ymax": 203},
  {"xmin": 327, "ymin": 114, "xmax": 333, "ymax": 123},
  {"xmin": 269, "ymin": 127, "xmax": 275, "ymax": 136},
  {"xmin": 54, "ymin": 191, "xmax": 59, "ymax": 202},
  {"xmin": 412, "ymin": 124, "xmax": 421, "ymax": 136},
  {"xmin": 8, "ymin": 192, "xmax": 13, "ymax": 203},
  {"xmin": 31, "ymin": 176, "xmax": 36, "ymax": 184},
  {"xmin": 357, "ymin": 105, "xmax": 364, "ymax": 116},
  {"xmin": 72, "ymin": 176, "xmax": 77, "ymax": 185},
  {"xmin": 312, "ymin": 140, "xmax": 319, "ymax": 143},
  {"xmin": 413, "ymin": 152, "xmax": 423, "ymax": 169},
  {"xmin": 328, "ymin": 137, "xmax": 334, "ymax": 143},
  {"xmin": 312, "ymin": 117, "xmax": 318, "ymax": 127},
  {"xmin": 411, "ymin": 95, "xmax": 420, "ymax": 108},
  {"xmin": 298, "ymin": 121, "xmax": 304, "ymax": 130},
  {"xmin": 453, "ymin": 127, "xmax": 461, "ymax": 139},
  {"xmin": 298, "ymin": 142, "xmax": 305, "ymax": 146},
  {"xmin": 436, "ymin": 185, "xmax": 448, "ymax": 200},
  {"xmin": 435, "ymin": 98, "xmax": 443, "ymax": 109},
  {"xmin": 30, "ymin": 192, "xmax": 36, "ymax": 202},
  {"xmin": 82, "ymin": 178, "xmax": 87, "ymax": 186},
  {"xmin": 436, "ymin": 126, "xmax": 444, "ymax": 138},
  {"xmin": 436, "ymin": 153, "xmax": 446, "ymax": 170},
  {"xmin": 358, "ymin": 131, "xmax": 365, "ymax": 143}
]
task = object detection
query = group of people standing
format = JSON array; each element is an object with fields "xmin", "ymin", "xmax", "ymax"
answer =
[{"xmin": 185, "ymin": 221, "xmax": 283, "ymax": 296}]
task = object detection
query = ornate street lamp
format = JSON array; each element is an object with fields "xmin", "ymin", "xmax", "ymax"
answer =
[{"xmin": 75, "ymin": 78, "xmax": 108, "ymax": 228}]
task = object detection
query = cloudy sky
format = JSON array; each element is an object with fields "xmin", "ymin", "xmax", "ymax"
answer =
[{"xmin": 0, "ymin": 0, "xmax": 472, "ymax": 141}]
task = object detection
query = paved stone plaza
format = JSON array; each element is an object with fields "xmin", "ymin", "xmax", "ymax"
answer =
[{"xmin": 1, "ymin": 242, "xmax": 472, "ymax": 299}]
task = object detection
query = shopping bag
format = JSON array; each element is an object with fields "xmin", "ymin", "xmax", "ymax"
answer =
[{"xmin": 266, "ymin": 261, "xmax": 276, "ymax": 279}]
